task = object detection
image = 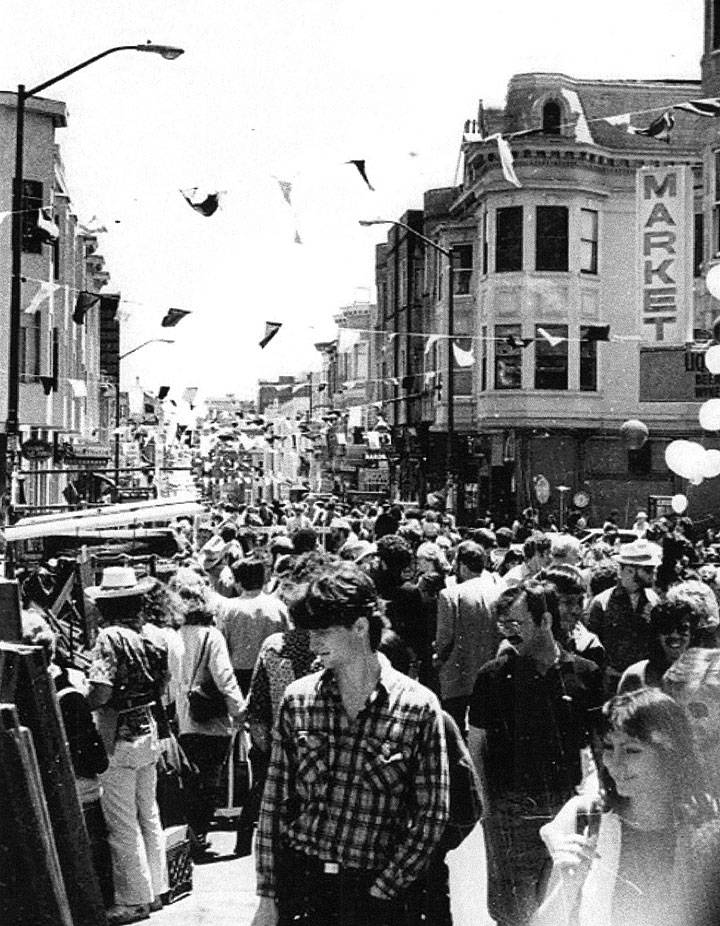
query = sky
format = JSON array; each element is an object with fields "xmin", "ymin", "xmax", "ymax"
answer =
[{"xmin": 0, "ymin": 1, "xmax": 704, "ymax": 401}]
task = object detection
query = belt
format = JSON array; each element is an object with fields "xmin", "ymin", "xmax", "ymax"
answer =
[{"xmin": 282, "ymin": 847, "xmax": 378, "ymax": 881}]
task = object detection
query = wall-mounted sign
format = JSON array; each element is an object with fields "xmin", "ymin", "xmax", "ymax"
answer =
[
  {"xmin": 20, "ymin": 438, "xmax": 53, "ymax": 461},
  {"xmin": 639, "ymin": 346, "xmax": 720, "ymax": 401},
  {"xmin": 636, "ymin": 166, "xmax": 693, "ymax": 344}
]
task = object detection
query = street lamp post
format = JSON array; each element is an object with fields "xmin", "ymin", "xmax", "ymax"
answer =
[
  {"xmin": 359, "ymin": 217, "xmax": 455, "ymax": 476},
  {"xmin": 114, "ymin": 338, "xmax": 174, "ymax": 482},
  {"xmin": 3, "ymin": 42, "xmax": 183, "ymax": 501}
]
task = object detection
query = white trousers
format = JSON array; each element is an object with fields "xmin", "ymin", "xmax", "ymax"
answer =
[{"xmin": 100, "ymin": 734, "xmax": 168, "ymax": 906}]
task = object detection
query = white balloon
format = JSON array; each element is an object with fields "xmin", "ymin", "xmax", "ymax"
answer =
[
  {"xmin": 703, "ymin": 449, "xmax": 720, "ymax": 478},
  {"xmin": 706, "ymin": 345, "xmax": 720, "ymax": 375},
  {"xmin": 707, "ymin": 264, "xmax": 720, "ymax": 300},
  {"xmin": 700, "ymin": 399, "xmax": 720, "ymax": 431},
  {"xmin": 671, "ymin": 493, "xmax": 688, "ymax": 514},
  {"xmin": 665, "ymin": 440, "xmax": 707, "ymax": 479}
]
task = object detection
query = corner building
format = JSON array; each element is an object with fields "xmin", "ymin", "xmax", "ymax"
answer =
[{"xmin": 374, "ymin": 64, "xmax": 720, "ymax": 525}]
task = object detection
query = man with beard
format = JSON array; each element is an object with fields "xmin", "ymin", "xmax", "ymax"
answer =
[
  {"xmin": 586, "ymin": 540, "xmax": 660, "ymax": 697},
  {"xmin": 468, "ymin": 580, "xmax": 603, "ymax": 926}
]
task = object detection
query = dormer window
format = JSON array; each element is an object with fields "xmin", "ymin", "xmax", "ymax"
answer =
[{"xmin": 542, "ymin": 99, "xmax": 562, "ymax": 135}]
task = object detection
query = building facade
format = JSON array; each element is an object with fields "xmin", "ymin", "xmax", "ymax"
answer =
[{"xmin": 0, "ymin": 92, "xmax": 119, "ymax": 511}]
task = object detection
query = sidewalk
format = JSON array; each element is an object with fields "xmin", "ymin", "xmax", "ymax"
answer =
[{"xmin": 152, "ymin": 824, "xmax": 494, "ymax": 926}]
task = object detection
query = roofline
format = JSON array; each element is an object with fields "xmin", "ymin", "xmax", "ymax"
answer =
[
  {"xmin": 0, "ymin": 91, "xmax": 67, "ymax": 127},
  {"xmin": 508, "ymin": 72, "xmax": 702, "ymax": 89}
]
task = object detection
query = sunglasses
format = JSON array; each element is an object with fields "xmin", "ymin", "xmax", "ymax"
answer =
[{"xmin": 656, "ymin": 624, "xmax": 691, "ymax": 638}]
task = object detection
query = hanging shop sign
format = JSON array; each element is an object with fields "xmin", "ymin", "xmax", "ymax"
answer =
[
  {"xmin": 636, "ymin": 165, "xmax": 693, "ymax": 344},
  {"xmin": 20, "ymin": 438, "xmax": 53, "ymax": 461}
]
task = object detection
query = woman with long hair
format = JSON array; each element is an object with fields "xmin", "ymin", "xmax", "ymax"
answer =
[
  {"xmin": 175, "ymin": 580, "xmax": 244, "ymax": 860},
  {"xmin": 535, "ymin": 687, "xmax": 715, "ymax": 926}
]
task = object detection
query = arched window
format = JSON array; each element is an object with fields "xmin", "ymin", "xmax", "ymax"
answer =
[{"xmin": 542, "ymin": 99, "xmax": 562, "ymax": 135}]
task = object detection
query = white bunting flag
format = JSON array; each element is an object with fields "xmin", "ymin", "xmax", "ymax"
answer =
[
  {"xmin": 485, "ymin": 134, "xmax": 522, "ymax": 188},
  {"xmin": 24, "ymin": 280, "xmax": 57, "ymax": 314},
  {"xmin": 452, "ymin": 343, "xmax": 475, "ymax": 367},
  {"xmin": 537, "ymin": 327, "xmax": 565, "ymax": 348},
  {"xmin": 68, "ymin": 378, "xmax": 88, "ymax": 398},
  {"xmin": 424, "ymin": 335, "xmax": 440, "ymax": 355}
]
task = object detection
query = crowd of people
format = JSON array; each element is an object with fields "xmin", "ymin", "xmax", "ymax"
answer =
[{"xmin": 18, "ymin": 493, "xmax": 720, "ymax": 925}]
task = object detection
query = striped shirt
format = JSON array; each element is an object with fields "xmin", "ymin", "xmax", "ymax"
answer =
[{"xmin": 255, "ymin": 653, "xmax": 449, "ymax": 900}]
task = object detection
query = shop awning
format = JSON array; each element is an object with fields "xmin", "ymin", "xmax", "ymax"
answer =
[{"xmin": 5, "ymin": 495, "xmax": 205, "ymax": 542}]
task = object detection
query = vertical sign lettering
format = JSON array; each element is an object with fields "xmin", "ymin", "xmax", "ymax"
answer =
[{"xmin": 637, "ymin": 166, "xmax": 693, "ymax": 343}]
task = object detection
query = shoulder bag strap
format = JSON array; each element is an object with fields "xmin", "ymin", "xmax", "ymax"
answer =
[{"xmin": 189, "ymin": 630, "xmax": 210, "ymax": 688}]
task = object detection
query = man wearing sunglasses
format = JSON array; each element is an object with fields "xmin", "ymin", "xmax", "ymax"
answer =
[{"xmin": 586, "ymin": 539, "xmax": 661, "ymax": 697}]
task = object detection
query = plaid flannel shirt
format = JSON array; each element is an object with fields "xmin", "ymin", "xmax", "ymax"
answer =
[{"xmin": 255, "ymin": 653, "xmax": 449, "ymax": 901}]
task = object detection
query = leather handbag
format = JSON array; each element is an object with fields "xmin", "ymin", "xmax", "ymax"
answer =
[{"xmin": 187, "ymin": 631, "xmax": 227, "ymax": 723}]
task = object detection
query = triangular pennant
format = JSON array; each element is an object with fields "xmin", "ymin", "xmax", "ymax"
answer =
[
  {"xmin": 389, "ymin": 376, "xmax": 400, "ymax": 387},
  {"xmin": 68, "ymin": 378, "xmax": 88, "ymax": 398},
  {"xmin": 424, "ymin": 334, "xmax": 440, "ymax": 355},
  {"xmin": 629, "ymin": 111, "xmax": 674, "ymax": 142},
  {"xmin": 36, "ymin": 207, "xmax": 59, "ymax": 244},
  {"xmin": 161, "ymin": 307, "xmax": 191, "ymax": 328},
  {"xmin": 583, "ymin": 325, "xmax": 611, "ymax": 342},
  {"xmin": 39, "ymin": 375, "xmax": 55, "ymax": 396},
  {"xmin": 294, "ymin": 229, "xmax": 303, "ymax": 245},
  {"xmin": 157, "ymin": 386, "xmax": 170, "ymax": 401},
  {"xmin": 388, "ymin": 332, "xmax": 398, "ymax": 343},
  {"xmin": 180, "ymin": 189, "xmax": 222, "ymax": 216},
  {"xmin": 259, "ymin": 321, "xmax": 282, "ymax": 349},
  {"xmin": 484, "ymin": 134, "xmax": 521, "ymax": 188},
  {"xmin": 674, "ymin": 97, "xmax": 720, "ymax": 117},
  {"xmin": 25, "ymin": 280, "xmax": 54, "ymax": 315},
  {"xmin": 537, "ymin": 326, "xmax": 565, "ymax": 348},
  {"xmin": 604, "ymin": 112, "xmax": 632, "ymax": 128},
  {"xmin": 507, "ymin": 334, "xmax": 534, "ymax": 349},
  {"xmin": 452, "ymin": 342, "xmax": 475, "ymax": 367},
  {"xmin": 317, "ymin": 383, "xmax": 327, "ymax": 393},
  {"xmin": 346, "ymin": 159, "xmax": 375, "ymax": 191},
  {"xmin": 277, "ymin": 179, "xmax": 293, "ymax": 206},
  {"xmin": 73, "ymin": 291, "xmax": 101, "ymax": 324},
  {"xmin": 0, "ymin": 211, "xmax": 11, "ymax": 226}
]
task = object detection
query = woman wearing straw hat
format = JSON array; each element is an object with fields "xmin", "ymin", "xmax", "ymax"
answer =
[{"xmin": 86, "ymin": 567, "xmax": 169, "ymax": 925}]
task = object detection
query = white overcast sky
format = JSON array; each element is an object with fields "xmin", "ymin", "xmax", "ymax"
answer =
[{"xmin": 0, "ymin": 1, "xmax": 703, "ymax": 400}]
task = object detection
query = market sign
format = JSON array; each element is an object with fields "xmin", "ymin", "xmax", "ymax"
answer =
[
  {"xmin": 20, "ymin": 438, "xmax": 52, "ymax": 461},
  {"xmin": 636, "ymin": 166, "xmax": 693, "ymax": 344},
  {"xmin": 639, "ymin": 345, "xmax": 720, "ymax": 401}
]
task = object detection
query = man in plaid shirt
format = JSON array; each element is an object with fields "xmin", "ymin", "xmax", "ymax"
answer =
[{"xmin": 251, "ymin": 563, "xmax": 450, "ymax": 926}]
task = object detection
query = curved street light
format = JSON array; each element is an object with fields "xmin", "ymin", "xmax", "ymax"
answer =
[{"xmin": 3, "ymin": 42, "xmax": 184, "ymax": 499}]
